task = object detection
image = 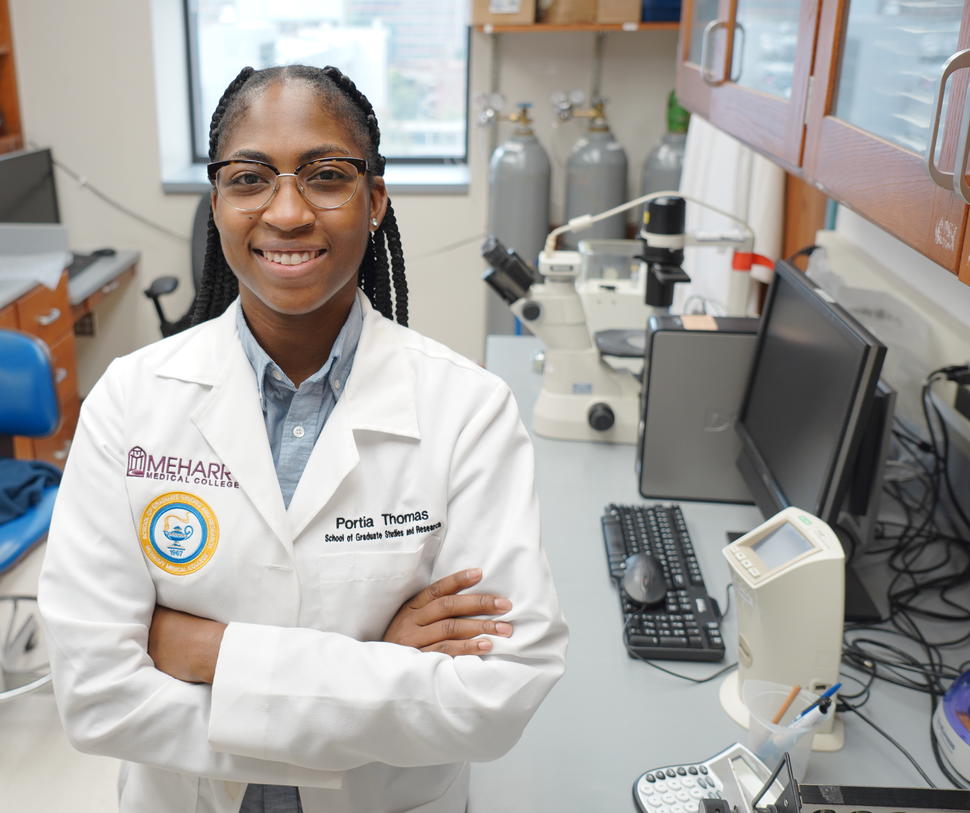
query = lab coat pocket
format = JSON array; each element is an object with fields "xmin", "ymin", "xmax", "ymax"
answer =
[{"xmin": 311, "ymin": 545, "xmax": 435, "ymax": 639}]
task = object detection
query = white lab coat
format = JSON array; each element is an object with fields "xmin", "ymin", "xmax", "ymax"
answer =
[{"xmin": 38, "ymin": 293, "xmax": 568, "ymax": 813}]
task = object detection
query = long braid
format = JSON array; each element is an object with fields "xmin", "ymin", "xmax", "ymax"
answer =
[
  {"xmin": 370, "ymin": 226, "xmax": 392, "ymax": 320},
  {"xmin": 190, "ymin": 64, "xmax": 409, "ymax": 329},
  {"xmin": 383, "ymin": 203, "xmax": 408, "ymax": 326}
]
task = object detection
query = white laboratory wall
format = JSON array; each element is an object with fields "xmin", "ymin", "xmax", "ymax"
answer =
[{"xmin": 8, "ymin": 0, "xmax": 680, "ymax": 395}]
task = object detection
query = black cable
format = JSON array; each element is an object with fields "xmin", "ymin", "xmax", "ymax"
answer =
[
  {"xmin": 635, "ymin": 657, "xmax": 738, "ymax": 684},
  {"xmin": 841, "ymin": 705, "xmax": 937, "ymax": 787}
]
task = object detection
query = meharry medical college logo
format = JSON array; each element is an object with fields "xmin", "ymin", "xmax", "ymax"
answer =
[{"xmin": 139, "ymin": 492, "xmax": 219, "ymax": 575}]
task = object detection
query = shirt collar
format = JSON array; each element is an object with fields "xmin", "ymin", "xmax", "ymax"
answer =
[{"xmin": 235, "ymin": 296, "xmax": 363, "ymax": 409}]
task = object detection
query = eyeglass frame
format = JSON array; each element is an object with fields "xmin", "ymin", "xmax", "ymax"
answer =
[{"xmin": 206, "ymin": 156, "xmax": 370, "ymax": 212}]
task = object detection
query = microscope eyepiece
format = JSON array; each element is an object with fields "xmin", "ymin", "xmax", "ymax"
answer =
[{"xmin": 481, "ymin": 236, "xmax": 538, "ymax": 305}]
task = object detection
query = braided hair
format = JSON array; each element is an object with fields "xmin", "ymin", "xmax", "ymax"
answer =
[{"xmin": 190, "ymin": 65, "xmax": 408, "ymax": 327}]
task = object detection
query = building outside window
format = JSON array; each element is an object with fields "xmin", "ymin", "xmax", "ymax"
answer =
[{"xmin": 184, "ymin": 0, "xmax": 470, "ymax": 164}]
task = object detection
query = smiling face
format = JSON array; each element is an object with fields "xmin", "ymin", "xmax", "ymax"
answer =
[{"xmin": 211, "ymin": 79, "xmax": 387, "ymax": 323}]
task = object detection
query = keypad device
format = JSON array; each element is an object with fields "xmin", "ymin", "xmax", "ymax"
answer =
[{"xmin": 633, "ymin": 743, "xmax": 776, "ymax": 813}]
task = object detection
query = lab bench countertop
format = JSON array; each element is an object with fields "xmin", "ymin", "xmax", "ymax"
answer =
[{"xmin": 0, "ymin": 249, "xmax": 140, "ymax": 311}]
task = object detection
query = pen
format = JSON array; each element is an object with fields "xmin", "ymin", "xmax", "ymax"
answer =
[{"xmin": 793, "ymin": 682, "xmax": 841, "ymax": 720}]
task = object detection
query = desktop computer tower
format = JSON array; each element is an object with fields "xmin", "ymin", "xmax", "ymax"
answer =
[{"xmin": 638, "ymin": 315, "xmax": 759, "ymax": 503}]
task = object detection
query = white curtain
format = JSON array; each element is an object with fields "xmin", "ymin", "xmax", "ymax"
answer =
[{"xmin": 674, "ymin": 115, "xmax": 784, "ymax": 316}]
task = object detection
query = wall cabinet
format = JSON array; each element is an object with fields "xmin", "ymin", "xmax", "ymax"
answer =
[
  {"xmin": 677, "ymin": 0, "xmax": 970, "ymax": 283},
  {"xmin": 0, "ymin": 0, "xmax": 22, "ymax": 153}
]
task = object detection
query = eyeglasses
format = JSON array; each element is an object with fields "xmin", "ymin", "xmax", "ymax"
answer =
[{"xmin": 207, "ymin": 157, "xmax": 369, "ymax": 212}]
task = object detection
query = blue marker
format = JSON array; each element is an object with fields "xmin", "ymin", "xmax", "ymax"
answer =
[{"xmin": 793, "ymin": 682, "xmax": 842, "ymax": 721}]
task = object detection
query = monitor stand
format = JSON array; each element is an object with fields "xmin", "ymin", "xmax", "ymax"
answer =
[{"xmin": 844, "ymin": 562, "xmax": 881, "ymax": 623}]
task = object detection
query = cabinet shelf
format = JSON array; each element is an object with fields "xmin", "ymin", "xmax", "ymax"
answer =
[{"xmin": 474, "ymin": 22, "xmax": 678, "ymax": 33}]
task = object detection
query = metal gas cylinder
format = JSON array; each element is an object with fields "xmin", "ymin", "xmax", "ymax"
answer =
[
  {"xmin": 487, "ymin": 103, "xmax": 551, "ymax": 333},
  {"xmin": 562, "ymin": 99, "xmax": 628, "ymax": 249}
]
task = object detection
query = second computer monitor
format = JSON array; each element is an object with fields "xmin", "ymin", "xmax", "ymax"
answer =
[
  {"xmin": 735, "ymin": 259, "xmax": 887, "ymax": 545},
  {"xmin": 0, "ymin": 147, "xmax": 60, "ymax": 224}
]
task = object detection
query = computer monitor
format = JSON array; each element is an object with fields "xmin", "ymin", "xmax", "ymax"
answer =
[
  {"xmin": 735, "ymin": 259, "xmax": 891, "ymax": 622},
  {"xmin": 0, "ymin": 147, "xmax": 61, "ymax": 224}
]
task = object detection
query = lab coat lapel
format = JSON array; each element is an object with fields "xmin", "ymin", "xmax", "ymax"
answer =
[
  {"xmin": 159, "ymin": 303, "xmax": 292, "ymax": 552},
  {"xmin": 287, "ymin": 294, "xmax": 420, "ymax": 539}
]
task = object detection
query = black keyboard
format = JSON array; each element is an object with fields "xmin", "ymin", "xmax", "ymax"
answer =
[
  {"xmin": 67, "ymin": 252, "xmax": 100, "ymax": 279},
  {"xmin": 601, "ymin": 503, "xmax": 725, "ymax": 662}
]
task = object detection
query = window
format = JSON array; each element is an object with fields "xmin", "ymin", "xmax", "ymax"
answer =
[{"xmin": 184, "ymin": 0, "xmax": 470, "ymax": 164}]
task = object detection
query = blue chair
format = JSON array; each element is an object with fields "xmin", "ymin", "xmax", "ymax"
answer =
[{"xmin": 0, "ymin": 329, "xmax": 61, "ymax": 574}]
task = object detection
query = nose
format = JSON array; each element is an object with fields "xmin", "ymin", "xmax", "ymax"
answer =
[{"xmin": 261, "ymin": 174, "xmax": 315, "ymax": 231}]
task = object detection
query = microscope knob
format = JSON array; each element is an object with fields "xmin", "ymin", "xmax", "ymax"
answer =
[
  {"xmin": 588, "ymin": 402, "xmax": 615, "ymax": 431},
  {"xmin": 520, "ymin": 300, "xmax": 542, "ymax": 321}
]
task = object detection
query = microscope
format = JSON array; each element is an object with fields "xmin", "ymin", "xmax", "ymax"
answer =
[{"xmin": 483, "ymin": 193, "xmax": 760, "ymax": 445}]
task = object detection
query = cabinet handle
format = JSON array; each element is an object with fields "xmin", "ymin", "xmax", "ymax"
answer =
[
  {"xmin": 700, "ymin": 20, "xmax": 728, "ymax": 86},
  {"xmin": 53, "ymin": 440, "xmax": 71, "ymax": 461},
  {"xmin": 926, "ymin": 49, "xmax": 970, "ymax": 190},
  {"xmin": 55, "ymin": 367, "xmax": 68, "ymax": 384},
  {"xmin": 35, "ymin": 307, "xmax": 61, "ymax": 326},
  {"xmin": 729, "ymin": 22, "xmax": 746, "ymax": 85},
  {"xmin": 101, "ymin": 280, "xmax": 119, "ymax": 295},
  {"xmin": 952, "ymin": 59, "xmax": 970, "ymax": 203}
]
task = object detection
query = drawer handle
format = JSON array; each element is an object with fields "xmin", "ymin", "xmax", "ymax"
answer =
[
  {"xmin": 55, "ymin": 367, "xmax": 68, "ymax": 384},
  {"xmin": 35, "ymin": 307, "xmax": 62, "ymax": 326},
  {"xmin": 101, "ymin": 280, "xmax": 120, "ymax": 295},
  {"xmin": 53, "ymin": 440, "xmax": 72, "ymax": 461}
]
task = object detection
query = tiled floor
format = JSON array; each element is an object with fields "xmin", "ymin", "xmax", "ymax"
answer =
[{"xmin": 0, "ymin": 544, "xmax": 120, "ymax": 811}]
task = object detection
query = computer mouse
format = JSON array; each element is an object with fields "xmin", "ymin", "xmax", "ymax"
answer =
[
  {"xmin": 92, "ymin": 247, "xmax": 117, "ymax": 257},
  {"xmin": 621, "ymin": 552, "xmax": 668, "ymax": 606}
]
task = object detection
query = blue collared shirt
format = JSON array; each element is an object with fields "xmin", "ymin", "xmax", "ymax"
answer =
[{"xmin": 235, "ymin": 296, "xmax": 363, "ymax": 507}]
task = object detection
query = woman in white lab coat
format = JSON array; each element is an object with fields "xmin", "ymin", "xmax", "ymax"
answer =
[{"xmin": 38, "ymin": 65, "xmax": 568, "ymax": 813}]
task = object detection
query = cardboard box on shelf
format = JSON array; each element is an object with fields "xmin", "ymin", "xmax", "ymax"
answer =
[
  {"xmin": 539, "ymin": 0, "xmax": 597, "ymax": 25},
  {"xmin": 597, "ymin": 0, "xmax": 641, "ymax": 24},
  {"xmin": 471, "ymin": 0, "xmax": 537, "ymax": 26}
]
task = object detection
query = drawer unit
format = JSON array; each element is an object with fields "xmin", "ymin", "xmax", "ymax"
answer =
[
  {"xmin": 7, "ymin": 271, "xmax": 76, "ymax": 469},
  {"xmin": 14, "ymin": 272, "xmax": 72, "ymax": 348}
]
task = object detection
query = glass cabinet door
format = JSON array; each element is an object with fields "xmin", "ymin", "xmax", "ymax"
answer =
[
  {"xmin": 732, "ymin": 0, "xmax": 803, "ymax": 101},
  {"xmin": 833, "ymin": 1, "xmax": 963, "ymax": 158},
  {"xmin": 805, "ymin": 0, "xmax": 970, "ymax": 272},
  {"xmin": 706, "ymin": 0, "xmax": 820, "ymax": 168},
  {"xmin": 676, "ymin": 0, "xmax": 732, "ymax": 117}
]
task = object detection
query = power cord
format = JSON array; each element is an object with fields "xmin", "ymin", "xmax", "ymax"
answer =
[
  {"xmin": 841, "ymin": 703, "xmax": 938, "ymax": 787},
  {"xmin": 837, "ymin": 364, "xmax": 970, "ymax": 788},
  {"xmin": 26, "ymin": 141, "xmax": 191, "ymax": 243}
]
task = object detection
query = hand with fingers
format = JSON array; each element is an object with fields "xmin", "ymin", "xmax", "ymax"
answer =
[{"xmin": 383, "ymin": 567, "xmax": 513, "ymax": 656}]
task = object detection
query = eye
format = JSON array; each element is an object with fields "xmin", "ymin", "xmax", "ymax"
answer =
[
  {"xmin": 227, "ymin": 171, "xmax": 271, "ymax": 188},
  {"xmin": 305, "ymin": 163, "xmax": 354, "ymax": 183}
]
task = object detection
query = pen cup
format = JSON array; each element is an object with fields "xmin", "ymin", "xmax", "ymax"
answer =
[{"xmin": 742, "ymin": 680, "xmax": 818, "ymax": 780}]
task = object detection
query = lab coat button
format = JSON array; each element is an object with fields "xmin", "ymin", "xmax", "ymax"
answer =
[
  {"xmin": 272, "ymin": 369, "xmax": 283, "ymax": 381},
  {"xmin": 293, "ymin": 425, "xmax": 305, "ymax": 438}
]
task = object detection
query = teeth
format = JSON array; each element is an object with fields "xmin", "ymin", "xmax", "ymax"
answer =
[{"xmin": 263, "ymin": 250, "xmax": 320, "ymax": 266}]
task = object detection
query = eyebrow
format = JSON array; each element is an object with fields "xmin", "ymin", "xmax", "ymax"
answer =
[{"xmin": 226, "ymin": 144, "xmax": 352, "ymax": 166}]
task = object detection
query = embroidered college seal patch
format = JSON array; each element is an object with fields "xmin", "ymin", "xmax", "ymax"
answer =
[{"xmin": 139, "ymin": 492, "xmax": 219, "ymax": 575}]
